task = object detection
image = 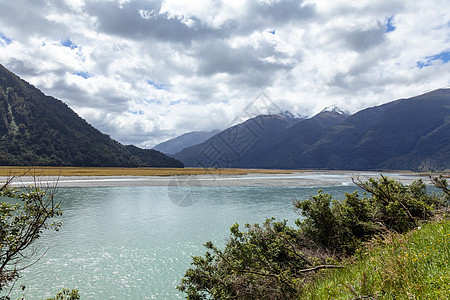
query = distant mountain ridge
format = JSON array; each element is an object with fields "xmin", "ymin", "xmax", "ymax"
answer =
[
  {"xmin": 173, "ymin": 112, "xmax": 307, "ymax": 167},
  {"xmin": 153, "ymin": 130, "xmax": 221, "ymax": 155},
  {"xmin": 235, "ymin": 108, "xmax": 350, "ymax": 168},
  {"xmin": 174, "ymin": 90, "xmax": 449, "ymax": 171},
  {"xmin": 154, "ymin": 111, "xmax": 305, "ymax": 156},
  {"xmin": 0, "ymin": 64, "xmax": 183, "ymax": 167}
]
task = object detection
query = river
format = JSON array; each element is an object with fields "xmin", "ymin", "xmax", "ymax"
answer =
[{"xmin": 2, "ymin": 171, "xmax": 432, "ymax": 299}]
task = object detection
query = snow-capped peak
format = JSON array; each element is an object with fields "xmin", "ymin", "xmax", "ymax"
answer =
[
  {"xmin": 277, "ymin": 111, "xmax": 295, "ymax": 119},
  {"xmin": 277, "ymin": 111, "xmax": 307, "ymax": 120},
  {"xmin": 320, "ymin": 105, "xmax": 349, "ymax": 116}
]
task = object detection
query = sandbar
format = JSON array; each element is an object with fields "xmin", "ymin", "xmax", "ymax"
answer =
[{"xmin": 1, "ymin": 171, "xmax": 438, "ymax": 188}]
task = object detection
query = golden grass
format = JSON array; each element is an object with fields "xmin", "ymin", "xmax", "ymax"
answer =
[
  {"xmin": 1, "ymin": 166, "xmax": 446, "ymax": 178},
  {"xmin": 0, "ymin": 166, "xmax": 297, "ymax": 177}
]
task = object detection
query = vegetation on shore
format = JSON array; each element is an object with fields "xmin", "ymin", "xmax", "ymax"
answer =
[
  {"xmin": 1, "ymin": 166, "xmax": 444, "ymax": 178},
  {"xmin": 0, "ymin": 166, "xmax": 296, "ymax": 177},
  {"xmin": 301, "ymin": 219, "xmax": 449, "ymax": 299},
  {"xmin": 178, "ymin": 175, "xmax": 449, "ymax": 299}
]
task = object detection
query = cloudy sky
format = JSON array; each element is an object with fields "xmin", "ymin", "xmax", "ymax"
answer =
[{"xmin": 0, "ymin": 0, "xmax": 449, "ymax": 148}]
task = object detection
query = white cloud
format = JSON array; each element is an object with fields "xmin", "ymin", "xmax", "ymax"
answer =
[
  {"xmin": 0, "ymin": 0, "xmax": 449, "ymax": 147},
  {"xmin": 64, "ymin": 0, "xmax": 85, "ymax": 12}
]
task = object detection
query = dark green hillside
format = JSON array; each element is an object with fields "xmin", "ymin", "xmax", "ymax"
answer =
[
  {"xmin": 0, "ymin": 64, "xmax": 183, "ymax": 167},
  {"xmin": 124, "ymin": 145, "xmax": 184, "ymax": 167}
]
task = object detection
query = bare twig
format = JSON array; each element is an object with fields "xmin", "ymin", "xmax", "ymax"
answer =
[{"xmin": 298, "ymin": 264, "xmax": 344, "ymax": 273}]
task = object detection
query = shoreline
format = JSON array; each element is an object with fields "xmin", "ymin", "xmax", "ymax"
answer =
[
  {"xmin": 0, "ymin": 166, "xmax": 295, "ymax": 177},
  {"xmin": 1, "ymin": 170, "xmax": 439, "ymax": 188}
]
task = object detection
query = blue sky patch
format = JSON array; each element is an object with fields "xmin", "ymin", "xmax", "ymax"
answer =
[
  {"xmin": 147, "ymin": 80, "xmax": 170, "ymax": 90},
  {"xmin": 128, "ymin": 110, "xmax": 144, "ymax": 115},
  {"xmin": 385, "ymin": 16, "xmax": 396, "ymax": 32},
  {"xmin": 169, "ymin": 100, "xmax": 182, "ymax": 106},
  {"xmin": 73, "ymin": 71, "xmax": 92, "ymax": 79},
  {"xmin": 417, "ymin": 50, "xmax": 450, "ymax": 68},
  {"xmin": 145, "ymin": 99, "xmax": 162, "ymax": 105},
  {"xmin": 0, "ymin": 32, "xmax": 12, "ymax": 45},
  {"xmin": 61, "ymin": 38, "xmax": 77, "ymax": 49}
]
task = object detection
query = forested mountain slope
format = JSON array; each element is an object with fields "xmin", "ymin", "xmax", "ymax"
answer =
[{"xmin": 0, "ymin": 64, "xmax": 183, "ymax": 167}]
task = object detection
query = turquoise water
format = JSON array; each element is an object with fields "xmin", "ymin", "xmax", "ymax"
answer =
[{"xmin": 9, "ymin": 184, "xmax": 361, "ymax": 299}]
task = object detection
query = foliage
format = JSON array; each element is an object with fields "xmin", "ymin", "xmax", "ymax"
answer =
[
  {"xmin": 178, "ymin": 176, "xmax": 449, "ymax": 299},
  {"xmin": 300, "ymin": 220, "xmax": 450, "ymax": 299},
  {"xmin": 295, "ymin": 176, "xmax": 443, "ymax": 254},
  {"xmin": 45, "ymin": 289, "xmax": 80, "ymax": 300},
  {"xmin": 178, "ymin": 219, "xmax": 338, "ymax": 299},
  {"xmin": 0, "ymin": 177, "xmax": 61, "ymax": 296},
  {"xmin": 431, "ymin": 175, "xmax": 450, "ymax": 204}
]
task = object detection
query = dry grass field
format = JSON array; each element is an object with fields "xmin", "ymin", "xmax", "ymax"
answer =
[{"xmin": 0, "ymin": 166, "xmax": 296, "ymax": 177}]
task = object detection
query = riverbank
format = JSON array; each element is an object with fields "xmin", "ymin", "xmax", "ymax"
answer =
[{"xmin": 1, "ymin": 169, "xmax": 440, "ymax": 187}]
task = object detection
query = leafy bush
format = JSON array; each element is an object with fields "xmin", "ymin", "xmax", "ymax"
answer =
[
  {"xmin": 294, "ymin": 190, "xmax": 375, "ymax": 255},
  {"xmin": 46, "ymin": 289, "xmax": 80, "ymax": 300},
  {"xmin": 178, "ymin": 219, "xmax": 317, "ymax": 299},
  {"xmin": 295, "ymin": 176, "xmax": 443, "ymax": 254},
  {"xmin": 178, "ymin": 176, "xmax": 449, "ymax": 299}
]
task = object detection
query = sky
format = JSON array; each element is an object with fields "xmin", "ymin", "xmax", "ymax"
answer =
[{"xmin": 0, "ymin": 0, "xmax": 449, "ymax": 148}]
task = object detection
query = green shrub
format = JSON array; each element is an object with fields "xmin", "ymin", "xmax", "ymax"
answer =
[
  {"xmin": 178, "ymin": 176, "xmax": 449, "ymax": 299},
  {"xmin": 178, "ymin": 219, "xmax": 316, "ymax": 299},
  {"xmin": 295, "ymin": 176, "xmax": 443, "ymax": 254}
]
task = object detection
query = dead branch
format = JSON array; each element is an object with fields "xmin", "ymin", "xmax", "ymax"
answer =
[{"xmin": 298, "ymin": 264, "xmax": 344, "ymax": 273}]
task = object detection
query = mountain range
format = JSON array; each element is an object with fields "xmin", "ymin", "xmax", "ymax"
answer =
[
  {"xmin": 0, "ymin": 64, "xmax": 183, "ymax": 167},
  {"xmin": 1, "ymin": 63, "xmax": 448, "ymax": 171},
  {"xmin": 153, "ymin": 130, "xmax": 221, "ymax": 155},
  {"xmin": 173, "ymin": 90, "xmax": 450, "ymax": 171}
]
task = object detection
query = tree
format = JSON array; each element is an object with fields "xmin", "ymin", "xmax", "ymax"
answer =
[{"xmin": 0, "ymin": 175, "xmax": 62, "ymax": 297}]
